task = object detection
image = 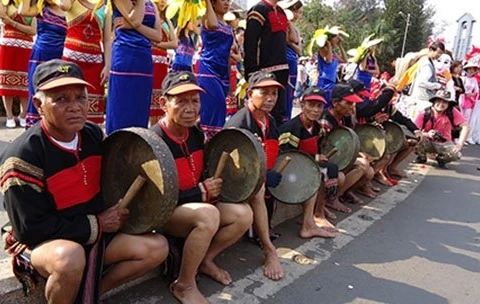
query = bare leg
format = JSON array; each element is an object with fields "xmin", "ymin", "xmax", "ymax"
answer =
[
  {"xmin": 388, "ymin": 146, "xmax": 414, "ymax": 177},
  {"xmin": 200, "ymin": 203, "xmax": 253, "ymax": 285},
  {"xmin": 313, "ymin": 186, "xmax": 338, "ymax": 231},
  {"xmin": 164, "ymin": 203, "xmax": 220, "ymax": 304},
  {"xmin": 248, "ymin": 185, "xmax": 284, "ymax": 281},
  {"xmin": 19, "ymin": 97, "xmax": 28, "ymax": 118},
  {"xmin": 300, "ymin": 194, "xmax": 336, "ymax": 238},
  {"xmin": 2, "ymin": 96, "xmax": 14, "ymax": 119},
  {"xmin": 31, "ymin": 240, "xmax": 86, "ymax": 304},
  {"xmin": 101, "ymin": 233, "xmax": 168, "ymax": 293}
]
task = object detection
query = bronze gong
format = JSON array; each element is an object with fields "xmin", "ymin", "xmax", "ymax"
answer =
[
  {"xmin": 204, "ymin": 128, "xmax": 266, "ymax": 203},
  {"xmin": 383, "ymin": 121, "xmax": 406, "ymax": 154},
  {"xmin": 102, "ymin": 128, "xmax": 178, "ymax": 234},
  {"xmin": 355, "ymin": 124, "xmax": 387, "ymax": 160},
  {"xmin": 268, "ymin": 151, "xmax": 321, "ymax": 205},
  {"xmin": 319, "ymin": 126, "xmax": 360, "ymax": 171}
]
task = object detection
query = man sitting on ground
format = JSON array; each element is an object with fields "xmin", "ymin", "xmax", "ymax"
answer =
[
  {"xmin": 318, "ymin": 84, "xmax": 371, "ymax": 210},
  {"xmin": 151, "ymin": 71, "xmax": 253, "ymax": 304},
  {"xmin": 0, "ymin": 59, "xmax": 168, "ymax": 304},
  {"xmin": 414, "ymin": 89, "xmax": 469, "ymax": 168},
  {"xmin": 278, "ymin": 86, "xmax": 342, "ymax": 231}
]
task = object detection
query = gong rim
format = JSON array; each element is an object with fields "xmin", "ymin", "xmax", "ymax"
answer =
[
  {"xmin": 204, "ymin": 128, "xmax": 267, "ymax": 203},
  {"xmin": 319, "ymin": 126, "xmax": 360, "ymax": 171},
  {"xmin": 355, "ymin": 124, "xmax": 387, "ymax": 160},
  {"xmin": 383, "ymin": 121, "xmax": 405, "ymax": 154},
  {"xmin": 268, "ymin": 151, "xmax": 321, "ymax": 205},
  {"xmin": 102, "ymin": 128, "xmax": 178, "ymax": 234}
]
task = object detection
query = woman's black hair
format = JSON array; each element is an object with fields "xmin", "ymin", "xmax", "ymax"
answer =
[
  {"xmin": 450, "ymin": 60, "xmax": 462, "ymax": 73},
  {"xmin": 429, "ymin": 41, "xmax": 446, "ymax": 52}
]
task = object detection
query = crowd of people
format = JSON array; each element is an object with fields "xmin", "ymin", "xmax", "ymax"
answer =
[{"xmin": 0, "ymin": 0, "xmax": 479, "ymax": 303}]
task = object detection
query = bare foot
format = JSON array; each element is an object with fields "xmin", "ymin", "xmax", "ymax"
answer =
[
  {"xmin": 374, "ymin": 173, "xmax": 394, "ymax": 187},
  {"xmin": 356, "ymin": 186, "xmax": 377, "ymax": 199},
  {"xmin": 300, "ymin": 224, "xmax": 336, "ymax": 238},
  {"xmin": 264, "ymin": 251, "xmax": 284, "ymax": 281},
  {"xmin": 323, "ymin": 206, "xmax": 338, "ymax": 220},
  {"xmin": 327, "ymin": 198, "xmax": 352, "ymax": 213},
  {"xmin": 169, "ymin": 280, "xmax": 209, "ymax": 304},
  {"xmin": 342, "ymin": 192, "xmax": 366, "ymax": 205},
  {"xmin": 314, "ymin": 216, "xmax": 338, "ymax": 232},
  {"xmin": 199, "ymin": 260, "xmax": 232, "ymax": 286},
  {"xmin": 369, "ymin": 183, "xmax": 381, "ymax": 192},
  {"xmin": 388, "ymin": 168, "xmax": 407, "ymax": 178}
]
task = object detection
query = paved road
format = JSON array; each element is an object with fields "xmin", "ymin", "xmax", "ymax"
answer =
[{"xmin": 260, "ymin": 145, "xmax": 480, "ymax": 304}]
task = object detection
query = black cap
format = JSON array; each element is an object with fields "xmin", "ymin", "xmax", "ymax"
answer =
[
  {"xmin": 301, "ymin": 87, "xmax": 327, "ymax": 103},
  {"xmin": 33, "ymin": 59, "xmax": 93, "ymax": 92},
  {"xmin": 332, "ymin": 84, "xmax": 363, "ymax": 103},
  {"xmin": 347, "ymin": 79, "xmax": 371, "ymax": 98},
  {"xmin": 248, "ymin": 71, "xmax": 284, "ymax": 90},
  {"xmin": 162, "ymin": 71, "xmax": 205, "ymax": 95}
]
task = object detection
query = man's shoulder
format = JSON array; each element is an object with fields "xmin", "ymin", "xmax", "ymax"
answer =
[
  {"xmin": 225, "ymin": 107, "xmax": 249, "ymax": 128},
  {"xmin": 278, "ymin": 115, "xmax": 300, "ymax": 133},
  {"xmin": 0, "ymin": 125, "xmax": 46, "ymax": 181},
  {"xmin": 248, "ymin": 1, "xmax": 270, "ymax": 14},
  {"xmin": 82, "ymin": 122, "xmax": 104, "ymax": 143}
]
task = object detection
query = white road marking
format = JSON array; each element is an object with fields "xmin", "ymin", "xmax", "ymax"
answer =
[{"xmin": 208, "ymin": 163, "xmax": 430, "ymax": 304}]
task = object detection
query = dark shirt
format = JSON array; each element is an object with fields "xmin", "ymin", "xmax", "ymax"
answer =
[
  {"xmin": 244, "ymin": 0, "xmax": 288, "ymax": 78},
  {"xmin": 150, "ymin": 122, "xmax": 206, "ymax": 205},
  {"xmin": 278, "ymin": 114, "xmax": 325, "ymax": 155},
  {"xmin": 225, "ymin": 106, "xmax": 279, "ymax": 170},
  {"xmin": 0, "ymin": 122, "xmax": 104, "ymax": 247}
]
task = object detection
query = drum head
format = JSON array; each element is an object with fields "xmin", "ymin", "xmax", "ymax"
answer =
[
  {"xmin": 268, "ymin": 151, "xmax": 321, "ymax": 205},
  {"xmin": 383, "ymin": 121, "xmax": 405, "ymax": 154},
  {"xmin": 102, "ymin": 128, "xmax": 178, "ymax": 234},
  {"xmin": 355, "ymin": 124, "xmax": 386, "ymax": 160},
  {"xmin": 319, "ymin": 126, "xmax": 360, "ymax": 171},
  {"xmin": 204, "ymin": 128, "xmax": 266, "ymax": 203}
]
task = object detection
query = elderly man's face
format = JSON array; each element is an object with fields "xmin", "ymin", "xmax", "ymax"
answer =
[
  {"xmin": 301, "ymin": 100, "xmax": 324, "ymax": 121},
  {"xmin": 248, "ymin": 86, "xmax": 278, "ymax": 114},
  {"xmin": 163, "ymin": 91, "xmax": 201, "ymax": 128},
  {"xmin": 333, "ymin": 99, "xmax": 355, "ymax": 117},
  {"xmin": 35, "ymin": 84, "xmax": 89, "ymax": 139}
]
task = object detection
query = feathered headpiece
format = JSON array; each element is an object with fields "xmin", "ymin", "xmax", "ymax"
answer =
[
  {"xmin": 166, "ymin": 0, "xmax": 206, "ymax": 29},
  {"xmin": 307, "ymin": 25, "xmax": 349, "ymax": 55},
  {"xmin": 347, "ymin": 34, "xmax": 383, "ymax": 64}
]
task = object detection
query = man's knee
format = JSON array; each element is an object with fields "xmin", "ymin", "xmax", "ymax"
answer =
[
  {"xmin": 50, "ymin": 242, "xmax": 86, "ymax": 278},
  {"xmin": 137, "ymin": 234, "xmax": 169, "ymax": 266},
  {"xmin": 195, "ymin": 205, "xmax": 220, "ymax": 234},
  {"xmin": 233, "ymin": 204, "xmax": 254, "ymax": 228}
]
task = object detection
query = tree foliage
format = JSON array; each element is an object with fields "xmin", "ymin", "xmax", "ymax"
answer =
[{"xmin": 297, "ymin": 0, "xmax": 435, "ymax": 72}]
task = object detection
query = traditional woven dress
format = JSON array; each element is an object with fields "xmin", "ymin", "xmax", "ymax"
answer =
[
  {"xmin": 25, "ymin": 7, "xmax": 67, "ymax": 128},
  {"xmin": 286, "ymin": 44, "xmax": 298, "ymax": 120},
  {"xmin": 197, "ymin": 22, "xmax": 233, "ymax": 138},
  {"xmin": 316, "ymin": 53, "xmax": 339, "ymax": 108},
  {"xmin": 171, "ymin": 35, "xmax": 195, "ymax": 72},
  {"xmin": 356, "ymin": 55, "xmax": 376, "ymax": 91},
  {"xmin": 106, "ymin": 0, "xmax": 155, "ymax": 134},
  {"xmin": 63, "ymin": 0, "xmax": 106, "ymax": 124},
  {"xmin": 150, "ymin": 25, "xmax": 170, "ymax": 120},
  {"xmin": 0, "ymin": 5, "xmax": 33, "ymax": 98}
]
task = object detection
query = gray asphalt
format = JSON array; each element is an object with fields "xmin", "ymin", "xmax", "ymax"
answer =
[{"xmin": 262, "ymin": 145, "xmax": 480, "ymax": 304}]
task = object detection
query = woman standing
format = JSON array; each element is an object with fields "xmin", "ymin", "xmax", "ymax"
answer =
[
  {"xmin": 20, "ymin": 0, "xmax": 67, "ymax": 128},
  {"xmin": 316, "ymin": 32, "xmax": 348, "ymax": 108},
  {"xmin": 0, "ymin": 1, "xmax": 36, "ymax": 128},
  {"xmin": 171, "ymin": 20, "xmax": 198, "ymax": 72},
  {"xmin": 461, "ymin": 61, "xmax": 480, "ymax": 144},
  {"xmin": 106, "ymin": 0, "xmax": 163, "ymax": 134},
  {"xmin": 451, "ymin": 60, "xmax": 465, "ymax": 104},
  {"xmin": 150, "ymin": 0, "xmax": 176, "ymax": 124},
  {"xmin": 282, "ymin": 0, "xmax": 303, "ymax": 120},
  {"xmin": 197, "ymin": 0, "xmax": 233, "ymax": 138},
  {"xmin": 356, "ymin": 46, "xmax": 380, "ymax": 92},
  {"xmin": 61, "ymin": 0, "xmax": 112, "ymax": 124}
]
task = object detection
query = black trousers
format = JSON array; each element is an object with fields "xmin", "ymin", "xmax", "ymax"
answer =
[{"xmin": 270, "ymin": 69, "xmax": 289, "ymax": 126}]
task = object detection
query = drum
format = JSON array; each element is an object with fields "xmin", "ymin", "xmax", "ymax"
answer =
[
  {"xmin": 268, "ymin": 151, "xmax": 321, "ymax": 205},
  {"xmin": 319, "ymin": 126, "xmax": 360, "ymax": 171},
  {"xmin": 355, "ymin": 124, "xmax": 387, "ymax": 160},
  {"xmin": 204, "ymin": 128, "xmax": 266, "ymax": 203},
  {"xmin": 383, "ymin": 121, "xmax": 407, "ymax": 154},
  {"xmin": 102, "ymin": 128, "xmax": 178, "ymax": 234}
]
